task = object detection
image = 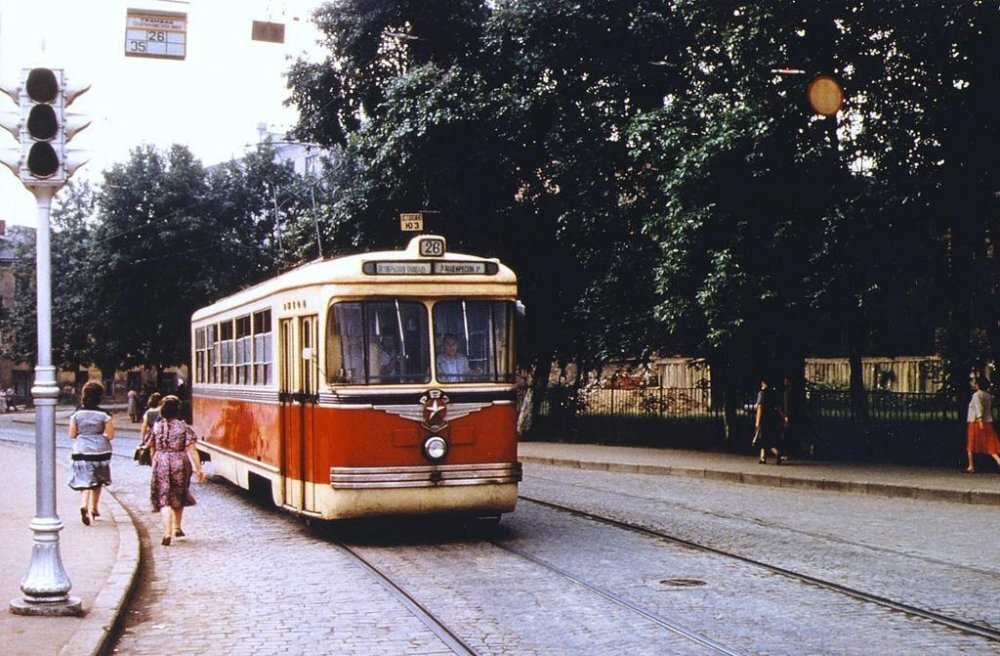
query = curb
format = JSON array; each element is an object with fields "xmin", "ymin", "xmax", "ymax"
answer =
[{"xmin": 57, "ymin": 487, "xmax": 141, "ymax": 656}]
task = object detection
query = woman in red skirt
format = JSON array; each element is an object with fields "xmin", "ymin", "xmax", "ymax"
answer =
[{"xmin": 965, "ymin": 377, "xmax": 1000, "ymax": 473}]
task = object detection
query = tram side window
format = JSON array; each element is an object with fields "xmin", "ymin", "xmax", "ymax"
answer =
[
  {"xmin": 433, "ymin": 301, "xmax": 515, "ymax": 383},
  {"xmin": 235, "ymin": 315, "xmax": 252, "ymax": 385},
  {"xmin": 207, "ymin": 324, "xmax": 218, "ymax": 383},
  {"xmin": 219, "ymin": 321, "xmax": 235, "ymax": 384},
  {"xmin": 194, "ymin": 328, "xmax": 208, "ymax": 384},
  {"xmin": 326, "ymin": 301, "xmax": 430, "ymax": 385},
  {"xmin": 253, "ymin": 309, "xmax": 272, "ymax": 385}
]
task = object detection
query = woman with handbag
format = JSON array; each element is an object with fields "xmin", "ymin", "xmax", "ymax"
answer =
[
  {"xmin": 149, "ymin": 395, "xmax": 205, "ymax": 545},
  {"xmin": 68, "ymin": 381, "xmax": 115, "ymax": 524},
  {"xmin": 139, "ymin": 392, "xmax": 163, "ymax": 447}
]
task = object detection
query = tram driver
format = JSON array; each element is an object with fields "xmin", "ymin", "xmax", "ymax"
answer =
[
  {"xmin": 436, "ymin": 333, "xmax": 472, "ymax": 382},
  {"xmin": 370, "ymin": 333, "xmax": 401, "ymax": 381}
]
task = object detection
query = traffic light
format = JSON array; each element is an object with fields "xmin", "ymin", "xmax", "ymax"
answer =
[{"xmin": 0, "ymin": 67, "xmax": 89, "ymax": 187}]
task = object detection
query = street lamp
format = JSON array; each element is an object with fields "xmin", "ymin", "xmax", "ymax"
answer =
[{"xmin": 0, "ymin": 67, "xmax": 89, "ymax": 616}]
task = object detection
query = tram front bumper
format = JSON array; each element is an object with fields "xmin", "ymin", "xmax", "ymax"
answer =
[{"xmin": 330, "ymin": 462, "xmax": 522, "ymax": 489}]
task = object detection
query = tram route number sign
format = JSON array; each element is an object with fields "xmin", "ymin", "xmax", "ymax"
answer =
[
  {"xmin": 125, "ymin": 9, "xmax": 187, "ymax": 60},
  {"xmin": 400, "ymin": 213, "xmax": 424, "ymax": 232}
]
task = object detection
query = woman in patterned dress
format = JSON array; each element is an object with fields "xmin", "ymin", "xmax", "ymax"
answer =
[
  {"xmin": 149, "ymin": 395, "xmax": 205, "ymax": 545},
  {"xmin": 68, "ymin": 381, "xmax": 115, "ymax": 525}
]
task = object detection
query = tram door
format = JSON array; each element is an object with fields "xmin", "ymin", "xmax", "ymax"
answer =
[{"xmin": 279, "ymin": 316, "xmax": 320, "ymax": 512}]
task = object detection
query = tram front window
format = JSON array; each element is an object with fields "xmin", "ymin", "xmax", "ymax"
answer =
[
  {"xmin": 432, "ymin": 301, "xmax": 515, "ymax": 383},
  {"xmin": 327, "ymin": 301, "xmax": 430, "ymax": 385}
]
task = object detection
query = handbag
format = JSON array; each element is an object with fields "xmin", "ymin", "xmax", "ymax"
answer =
[{"xmin": 133, "ymin": 443, "xmax": 152, "ymax": 466}]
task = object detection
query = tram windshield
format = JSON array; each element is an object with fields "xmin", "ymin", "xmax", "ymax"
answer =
[
  {"xmin": 326, "ymin": 299, "xmax": 515, "ymax": 385},
  {"xmin": 327, "ymin": 300, "xmax": 431, "ymax": 384},
  {"xmin": 432, "ymin": 301, "xmax": 515, "ymax": 383}
]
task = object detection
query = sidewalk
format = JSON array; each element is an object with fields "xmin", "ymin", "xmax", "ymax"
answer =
[
  {"xmin": 0, "ymin": 411, "xmax": 139, "ymax": 656},
  {"xmin": 2, "ymin": 415, "xmax": 999, "ymax": 656}
]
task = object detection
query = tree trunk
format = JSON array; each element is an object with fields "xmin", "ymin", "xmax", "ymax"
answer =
[{"xmin": 518, "ymin": 357, "xmax": 553, "ymax": 436}]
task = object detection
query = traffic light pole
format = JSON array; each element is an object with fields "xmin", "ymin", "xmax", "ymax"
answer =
[{"xmin": 9, "ymin": 185, "xmax": 81, "ymax": 616}]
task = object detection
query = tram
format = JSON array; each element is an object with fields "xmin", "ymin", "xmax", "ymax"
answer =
[{"xmin": 189, "ymin": 234, "xmax": 522, "ymax": 520}]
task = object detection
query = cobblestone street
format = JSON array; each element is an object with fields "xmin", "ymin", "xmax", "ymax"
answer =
[{"xmin": 107, "ymin": 449, "xmax": 1000, "ymax": 655}]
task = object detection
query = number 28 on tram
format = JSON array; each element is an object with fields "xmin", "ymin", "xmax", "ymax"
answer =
[{"xmin": 190, "ymin": 235, "xmax": 522, "ymax": 520}]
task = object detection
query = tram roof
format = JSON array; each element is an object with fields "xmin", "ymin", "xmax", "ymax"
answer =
[{"xmin": 192, "ymin": 235, "xmax": 517, "ymax": 321}]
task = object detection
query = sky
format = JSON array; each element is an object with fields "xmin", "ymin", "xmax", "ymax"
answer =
[{"xmin": 0, "ymin": 0, "xmax": 326, "ymax": 226}]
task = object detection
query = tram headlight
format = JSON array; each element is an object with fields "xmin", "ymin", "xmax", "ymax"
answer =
[{"xmin": 422, "ymin": 435, "xmax": 448, "ymax": 463}]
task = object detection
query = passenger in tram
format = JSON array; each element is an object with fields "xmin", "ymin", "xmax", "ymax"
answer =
[
  {"xmin": 370, "ymin": 333, "xmax": 401, "ymax": 381},
  {"xmin": 436, "ymin": 333, "xmax": 472, "ymax": 382}
]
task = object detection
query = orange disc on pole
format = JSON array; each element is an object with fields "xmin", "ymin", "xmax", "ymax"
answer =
[{"xmin": 807, "ymin": 75, "xmax": 844, "ymax": 116}]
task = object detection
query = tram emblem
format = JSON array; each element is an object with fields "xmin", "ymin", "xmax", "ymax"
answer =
[{"xmin": 420, "ymin": 389, "xmax": 449, "ymax": 430}]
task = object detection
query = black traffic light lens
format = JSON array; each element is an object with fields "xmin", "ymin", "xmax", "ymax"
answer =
[
  {"xmin": 27, "ymin": 142, "xmax": 59, "ymax": 178},
  {"xmin": 26, "ymin": 104, "xmax": 58, "ymax": 141},
  {"xmin": 25, "ymin": 68, "xmax": 59, "ymax": 103}
]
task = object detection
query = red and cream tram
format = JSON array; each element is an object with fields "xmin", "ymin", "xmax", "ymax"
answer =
[{"xmin": 190, "ymin": 235, "xmax": 522, "ymax": 520}]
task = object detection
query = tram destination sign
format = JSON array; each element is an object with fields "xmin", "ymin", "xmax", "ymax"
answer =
[
  {"xmin": 363, "ymin": 260, "xmax": 499, "ymax": 275},
  {"xmin": 125, "ymin": 9, "xmax": 187, "ymax": 60}
]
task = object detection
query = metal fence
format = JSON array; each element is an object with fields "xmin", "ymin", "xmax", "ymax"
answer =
[{"xmin": 528, "ymin": 385, "xmax": 966, "ymax": 466}]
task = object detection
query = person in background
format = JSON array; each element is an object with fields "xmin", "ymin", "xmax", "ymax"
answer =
[
  {"xmin": 754, "ymin": 376, "xmax": 786, "ymax": 465},
  {"xmin": 67, "ymin": 381, "xmax": 115, "ymax": 525},
  {"xmin": 139, "ymin": 392, "xmax": 163, "ymax": 449},
  {"xmin": 782, "ymin": 375, "xmax": 813, "ymax": 458},
  {"xmin": 149, "ymin": 395, "xmax": 205, "ymax": 545},
  {"xmin": 127, "ymin": 387, "xmax": 140, "ymax": 423},
  {"xmin": 964, "ymin": 377, "xmax": 1000, "ymax": 473}
]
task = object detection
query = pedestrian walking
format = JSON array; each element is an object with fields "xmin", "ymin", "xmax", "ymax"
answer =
[
  {"xmin": 754, "ymin": 376, "xmax": 786, "ymax": 465},
  {"xmin": 964, "ymin": 377, "xmax": 1000, "ymax": 473},
  {"xmin": 149, "ymin": 395, "xmax": 205, "ymax": 546},
  {"xmin": 782, "ymin": 375, "xmax": 813, "ymax": 458},
  {"xmin": 67, "ymin": 381, "xmax": 115, "ymax": 525},
  {"xmin": 139, "ymin": 392, "xmax": 163, "ymax": 448},
  {"xmin": 127, "ymin": 387, "xmax": 140, "ymax": 423}
]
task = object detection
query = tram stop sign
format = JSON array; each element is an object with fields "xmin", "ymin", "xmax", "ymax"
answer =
[
  {"xmin": 400, "ymin": 213, "xmax": 424, "ymax": 231},
  {"xmin": 807, "ymin": 75, "xmax": 844, "ymax": 117}
]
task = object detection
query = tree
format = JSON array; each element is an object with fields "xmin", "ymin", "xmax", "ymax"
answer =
[
  {"xmin": 289, "ymin": 0, "xmax": 680, "ymax": 396},
  {"xmin": 0, "ymin": 182, "xmax": 98, "ymax": 373},
  {"xmin": 89, "ymin": 145, "xmax": 213, "ymax": 373},
  {"xmin": 205, "ymin": 144, "xmax": 313, "ymax": 280}
]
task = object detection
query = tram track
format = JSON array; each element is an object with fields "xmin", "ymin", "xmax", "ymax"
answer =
[
  {"xmin": 488, "ymin": 540, "xmax": 746, "ymax": 655},
  {"xmin": 322, "ymin": 514, "xmax": 751, "ymax": 655},
  {"xmin": 322, "ymin": 515, "xmax": 750, "ymax": 655},
  {"xmin": 332, "ymin": 540, "xmax": 481, "ymax": 656},
  {"xmin": 519, "ymin": 494, "xmax": 1000, "ymax": 644}
]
